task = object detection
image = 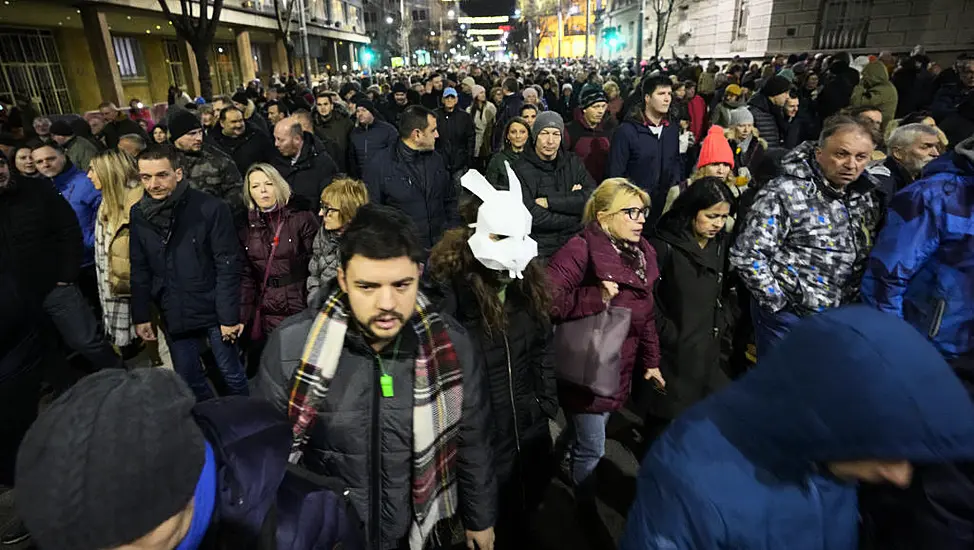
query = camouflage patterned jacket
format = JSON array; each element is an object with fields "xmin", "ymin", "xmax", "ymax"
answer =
[
  {"xmin": 730, "ymin": 141, "xmax": 882, "ymax": 315},
  {"xmin": 181, "ymin": 144, "xmax": 246, "ymax": 223}
]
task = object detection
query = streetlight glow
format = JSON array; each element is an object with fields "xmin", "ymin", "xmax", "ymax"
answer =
[
  {"xmin": 447, "ymin": 9, "xmax": 455, "ymax": 17},
  {"xmin": 385, "ymin": 15, "xmax": 394, "ymax": 24}
]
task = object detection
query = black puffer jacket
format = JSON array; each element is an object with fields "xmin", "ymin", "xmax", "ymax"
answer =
[
  {"xmin": 271, "ymin": 132, "xmax": 339, "ymax": 212},
  {"xmin": 502, "ymin": 148, "xmax": 596, "ymax": 258},
  {"xmin": 255, "ymin": 288, "xmax": 497, "ymax": 549},
  {"xmin": 205, "ymin": 123, "xmax": 274, "ymax": 176},
  {"xmin": 747, "ymin": 93, "xmax": 785, "ymax": 148},
  {"xmin": 434, "ymin": 107, "xmax": 476, "ymax": 177},
  {"xmin": 363, "ymin": 141, "xmax": 459, "ymax": 250},
  {"xmin": 648, "ymin": 223, "xmax": 731, "ymax": 419}
]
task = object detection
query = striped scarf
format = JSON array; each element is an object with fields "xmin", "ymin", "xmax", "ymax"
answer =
[{"xmin": 287, "ymin": 287, "xmax": 463, "ymax": 550}]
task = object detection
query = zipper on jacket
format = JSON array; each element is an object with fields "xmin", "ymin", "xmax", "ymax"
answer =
[
  {"xmin": 503, "ymin": 334, "xmax": 527, "ymax": 509},
  {"xmin": 928, "ymin": 298, "xmax": 946, "ymax": 339},
  {"xmin": 370, "ymin": 357, "xmax": 382, "ymax": 550}
]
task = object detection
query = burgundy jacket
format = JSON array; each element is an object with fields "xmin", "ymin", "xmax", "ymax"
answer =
[
  {"xmin": 547, "ymin": 222, "xmax": 661, "ymax": 413},
  {"xmin": 240, "ymin": 204, "xmax": 318, "ymax": 338}
]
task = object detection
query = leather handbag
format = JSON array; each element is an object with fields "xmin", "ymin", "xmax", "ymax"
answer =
[{"xmin": 553, "ymin": 305, "xmax": 632, "ymax": 397}]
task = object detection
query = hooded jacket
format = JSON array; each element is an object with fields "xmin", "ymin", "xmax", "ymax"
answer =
[
  {"xmin": 861, "ymin": 137, "xmax": 974, "ymax": 359},
  {"xmin": 606, "ymin": 104, "xmax": 682, "ymax": 213},
  {"xmin": 270, "ymin": 132, "xmax": 339, "ymax": 212},
  {"xmin": 818, "ymin": 60, "xmax": 861, "ymax": 119},
  {"xmin": 547, "ymin": 222, "xmax": 662, "ymax": 413},
  {"xmin": 504, "ymin": 147, "xmax": 596, "ymax": 259},
  {"xmin": 730, "ymin": 141, "xmax": 882, "ymax": 316},
  {"xmin": 205, "ymin": 123, "xmax": 274, "ymax": 177},
  {"xmin": 51, "ymin": 162, "xmax": 101, "ymax": 268},
  {"xmin": 850, "ymin": 62, "xmax": 899, "ymax": 133},
  {"xmin": 254, "ymin": 285, "xmax": 496, "ymax": 549},
  {"xmin": 648, "ymin": 222, "xmax": 730, "ymax": 419},
  {"xmin": 565, "ymin": 108, "xmax": 617, "ymax": 183},
  {"xmin": 620, "ymin": 306, "xmax": 974, "ymax": 550}
]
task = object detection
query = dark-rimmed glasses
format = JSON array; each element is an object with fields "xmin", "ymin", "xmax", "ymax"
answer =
[{"xmin": 617, "ymin": 206, "xmax": 650, "ymax": 221}]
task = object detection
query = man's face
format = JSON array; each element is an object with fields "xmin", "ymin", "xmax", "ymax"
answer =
[
  {"xmin": 894, "ymin": 133, "xmax": 941, "ymax": 175},
  {"xmin": 0, "ymin": 162, "xmax": 9, "ymax": 189},
  {"xmin": 118, "ymin": 139, "xmax": 142, "ymax": 158},
  {"xmin": 815, "ymin": 129, "xmax": 874, "ymax": 187},
  {"xmin": 223, "ymin": 110, "xmax": 245, "ymax": 137},
  {"xmin": 99, "ymin": 105, "xmax": 116, "ymax": 121},
  {"xmin": 827, "ymin": 459, "xmax": 913, "ymax": 488},
  {"xmin": 461, "ymin": 82, "xmax": 472, "ymax": 95},
  {"xmin": 138, "ymin": 158, "xmax": 183, "ymax": 200},
  {"xmin": 52, "ymin": 134, "xmax": 70, "ymax": 146},
  {"xmin": 316, "ymin": 96, "xmax": 333, "ymax": 117},
  {"xmin": 785, "ymin": 97, "xmax": 799, "ymax": 118},
  {"xmin": 535, "ymin": 127, "xmax": 561, "ymax": 160},
  {"xmin": 443, "ymin": 95, "xmax": 458, "ymax": 111},
  {"xmin": 583, "ymin": 101, "xmax": 607, "ymax": 127},
  {"xmin": 858, "ymin": 110, "xmax": 883, "ymax": 135},
  {"xmin": 338, "ymin": 255, "xmax": 420, "ymax": 347},
  {"xmin": 267, "ymin": 105, "xmax": 285, "ymax": 124},
  {"xmin": 431, "ymin": 76, "xmax": 443, "ymax": 91},
  {"xmin": 212, "ymin": 100, "xmax": 227, "ymax": 118},
  {"xmin": 356, "ymin": 106, "xmax": 375, "ymax": 126},
  {"xmin": 958, "ymin": 60, "xmax": 974, "ymax": 88},
  {"xmin": 268, "ymin": 89, "xmax": 280, "ymax": 101},
  {"xmin": 201, "ymin": 111, "xmax": 215, "ymax": 127},
  {"xmin": 274, "ymin": 124, "xmax": 302, "ymax": 157},
  {"xmin": 31, "ymin": 146, "xmax": 65, "ymax": 178},
  {"xmin": 412, "ymin": 115, "xmax": 438, "ymax": 151},
  {"xmin": 174, "ymin": 128, "xmax": 204, "ymax": 152},
  {"xmin": 395, "ymin": 92, "xmax": 407, "ymax": 105},
  {"xmin": 88, "ymin": 115, "xmax": 105, "ymax": 135},
  {"xmin": 644, "ymin": 86, "xmax": 672, "ymax": 116},
  {"xmin": 770, "ymin": 91, "xmax": 790, "ymax": 107}
]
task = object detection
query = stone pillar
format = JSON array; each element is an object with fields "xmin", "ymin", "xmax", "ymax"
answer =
[
  {"xmin": 181, "ymin": 40, "xmax": 202, "ymax": 98},
  {"xmin": 79, "ymin": 7, "xmax": 124, "ymax": 106},
  {"xmin": 332, "ymin": 40, "xmax": 340, "ymax": 71},
  {"xmin": 349, "ymin": 42, "xmax": 356, "ymax": 69},
  {"xmin": 272, "ymin": 37, "xmax": 290, "ymax": 76},
  {"xmin": 235, "ymin": 30, "xmax": 257, "ymax": 83}
]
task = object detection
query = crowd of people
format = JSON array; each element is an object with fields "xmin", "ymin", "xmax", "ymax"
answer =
[{"xmin": 1, "ymin": 45, "xmax": 973, "ymax": 550}]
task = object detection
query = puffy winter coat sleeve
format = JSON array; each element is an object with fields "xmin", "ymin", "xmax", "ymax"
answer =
[
  {"xmin": 606, "ymin": 125, "xmax": 632, "ymax": 180},
  {"xmin": 619, "ymin": 456, "xmax": 728, "ymax": 550},
  {"xmin": 129, "ymin": 210, "xmax": 151, "ymax": 326},
  {"xmin": 210, "ymin": 200, "xmax": 243, "ymax": 327},
  {"xmin": 861, "ymin": 184, "xmax": 940, "ymax": 317},
  {"xmin": 518, "ymin": 165, "xmax": 586, "ymax": 232},
  {"xmin": 306, "ymin": 229, "xmax": 329, "ymax": 307},
  {"xmin": 451, "ymin": 322, "xmax": 498, "ymax": 532},
  {"xmin": 638, "ymin": 247, "xmax": 662, "ymax": 374},
  {"xmin": 47, "ymin": 186, "xmax": 84, "ymax": 284},
  {"xmin": 546, "ymin": 157, "xmax": 596, "ymax": 216},
  {"xmin": 239, "ymin": 227, "xmax": 258, "ymax": 327},
  {"xmin": 534, "ymin": 320, "xmax": 559, "ymax": 419},
  {"xmin": 547, "ymin": 236, "xmax": 608, "ymax": 321},
  {"xmin": 729, "ymin": 184, "xmax": 792, "ymax": 313}
]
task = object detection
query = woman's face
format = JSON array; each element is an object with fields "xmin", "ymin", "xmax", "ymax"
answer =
[
  {"xmin": 606, "ymin": 87, "xmax": 618, "ymax": 99},
  {"xmin": 693, "ymin": 201, "xmax": 731, "ymax": 240},
  {"xmin": 507, "ymin": 122, "xmax": 529, "ymax": 150},
  {"xmin": 602, "ymin": 194, "xmax": 646, "ymax": 243},
  {"xmin": 673, "ymin": 86, "xmax": 686, "ymax": 99},
  {"xmin": 153, "ymin": 127, "xmax": 167, "ymax": 143},
  {"xmin": 492, "ymin": 90, "xmax": 503, "ymax": 103},
  {"xmin": 248, "ymin": 170, "xmax": 278, "ymax": 210},
  {"xmin": 14, "ymin": 149, "xmax": 35, "ymax": 175},
  {"xmin": 476, "ymin": 89, "xmax": 486, "ymax": 102},
  {"xmin": 701, "ymin": 163, "xmax": 732, "ymax": 179},
  {"xmin": 520, "ymin": 109, "xmax": 537, "ymax": 128},
  {"xmin": 320, "ymin": 201, "xmax": 344, "ymax": 231},
  {"xmin": 87, "ymin": 167, "xmax": 102, "ymax": 190},
  {"xmin": 734, "ymin": 123, "xmax": 753, "ymax": 140}
]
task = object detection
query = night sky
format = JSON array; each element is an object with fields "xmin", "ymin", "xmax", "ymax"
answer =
[{"xmin": 460, "ymin": 0, "xmax": 516, "ymax": 18}]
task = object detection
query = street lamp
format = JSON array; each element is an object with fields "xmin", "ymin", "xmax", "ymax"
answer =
[
  {"xmin": 430, "ymin": 30, "xmax": 435, "ymax": 36},
  {"xmin": 447, "ymin": 9, "xmax": 455, "ymax": 18},
  {"xmin": 385, "ymin": 15, "xmax": 394, "ymax": 24}
]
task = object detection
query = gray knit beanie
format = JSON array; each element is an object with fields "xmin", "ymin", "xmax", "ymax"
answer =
[
  {"xmin": 16, "ymin": 368, "xmax": 205, "ymax": 550},
  {"xmin": 728, "ymin": 107, "xmax": 754, "ymax": 126},
  {"xmin": 532, "ymin": 110, "xmax": 565, "ymax": 138}
]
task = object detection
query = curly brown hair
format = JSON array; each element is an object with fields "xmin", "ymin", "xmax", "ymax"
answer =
[{"xmin": 429, "ymin": 199, "xmax": 551, "ymax": 338}]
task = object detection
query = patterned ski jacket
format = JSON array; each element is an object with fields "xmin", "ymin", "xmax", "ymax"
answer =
[
  {"xmin": 730, "ymin": 141, "xmax": 882, "ymax": 315},
  {"xmin": 861, "ymin": 137, "xmax": 974, "ymax": 359}
]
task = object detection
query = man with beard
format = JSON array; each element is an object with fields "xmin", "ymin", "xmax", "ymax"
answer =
[
  {"xmin": 265, "ymin": 99, "xmax": 289, "ymax": 126},
  {"xmin": 867, "ymin": 123, "xmax": 942, "ymax": 206},
  {"xmin": 748, "ymin": 75, "xmax": 791, "ymax": 147},
  {"xmin": 205, "ymin": 105, "xmax": 273, "ymax": 176},
  {"xmin": 312, "ymin": 92, "xmax": 354, "ymax": 173},
  {"xmin": 168, "ymin": 109, "xmax": 245, "ymax": 223},
  {"xmin": 256, "ymin": 203, "xmax": 496, "ymax": 550},
  {"xmin": 381, "ymin": 82, "xmax": 412, "ymax": 127}
]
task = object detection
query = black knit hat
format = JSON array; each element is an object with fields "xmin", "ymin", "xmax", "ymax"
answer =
[
  {"xmin": 168, "ymin": 109, "xmax": 202, "ymax": 141},
  {"xmin": 231, "ymin": 90, "xmax": 250, "ymax": 105},
  {"xmin": 50, "ymin": 119, "xmax": 74, "ymax": 137},
  {"xmin": 392, "ymin": 82, "xmax": 409, "ymax": 94},
  {"xmin": 579, "ymin": 83, "xmax": 607, "ymax": 109},
  {"xmin": 762, "ymin": 75, "xmax": 792, "ymax": 97},
  {"xmin": 16, "ymin": 368, "xmax": 205, "ymax": 550}
]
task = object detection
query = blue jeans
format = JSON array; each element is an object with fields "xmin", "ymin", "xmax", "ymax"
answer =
[
  {"xmin": 751, "ymin": 298, "xmax": 802, "ymax": 360},
  {"xmin": 568, "ymin": 412, "xmax": 610, "ymax": 502},
  {"xmin": 167, "ymin": 327, "xmax": 249, "ymax": 401}
]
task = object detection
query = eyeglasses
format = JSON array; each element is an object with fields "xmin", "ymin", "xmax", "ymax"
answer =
[
  {"xmin": 320, "ymin": 203, "xmax": 339, "ymax": 216},
  {"xmin": 616, "ymin": 207, "xmax": 650, "ymax": 221}
]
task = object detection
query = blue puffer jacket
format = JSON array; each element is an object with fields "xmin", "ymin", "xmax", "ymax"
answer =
[
  {"xmin": 861, "ymin": 137, "xmax": 974, "ymax": 359},
  {"xmin": 620, "ymin": 306, "xmax": 974, "ymax": 550},
  {"xmin": 605, "ymin": 105, "xmax": 681, "ymax": 216},
  {"xmin": 52, "ymin": 163, "xmax": 101, "ymax": 268},
  {"xmin": 130, "ymin": 186, "xmax": 242, "ymax": 335}
]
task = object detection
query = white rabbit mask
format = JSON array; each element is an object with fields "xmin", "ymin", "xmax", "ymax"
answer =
[{"xmin": 460, "ymin": 163, "xmax": 538, "ymax": 279}]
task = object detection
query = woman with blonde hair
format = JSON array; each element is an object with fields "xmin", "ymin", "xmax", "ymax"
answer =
[
  {"xmin": 603, "ymin": 80, "xmax": 624, "ymax": 121},
  {"xmin": 547, "ymin": 177, "xmax": 664, "ymax": 511},
  {"xmin": 306, "ymin": 177, "xmax": 369, "ymax": 307},
  {"xmin": 239, "ymin": 163, "xmax": 318, "ymax": 346}
]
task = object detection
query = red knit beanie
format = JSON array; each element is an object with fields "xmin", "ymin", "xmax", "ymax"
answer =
[{"xmin": 696, "ymin": 126, "xmax": 735, "ymax": 170}]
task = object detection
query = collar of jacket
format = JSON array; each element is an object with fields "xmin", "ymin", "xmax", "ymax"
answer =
[
  {"xmin": 654, "ymin": 221, "xmax": 725, "ymax": 273},
  {"xmin": 884, "ymin": 154, "xmax": 916, "ymax": 186},
  {"xmin": 624, "ymin": 104, "xmax": 669, "ymax": 129},
  {"xmin": 580, "ymin": 222, "xmax": 650, "ymax": 290},
  {"xmin": 52, "ymin": 161, "xmax": 80, "ymax": 191},
  {"xmin": 523, "ymin": 147, "xmax": 565, "ymax": 172},
  {"xmin": 294, "ymin": 132, "xmax": 318, "ymax": 165},
  {"xmin": 396, "ymin": 139, "xmax": 432, "ymax": 164},
  {"xmin": 781, "ymin": 141, "xmax": 876, "ymax": 199}
]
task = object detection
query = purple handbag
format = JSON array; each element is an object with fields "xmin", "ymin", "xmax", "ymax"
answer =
[{"xmin": 553, "ymin": 305, "xmax": 632, "ymax": 397}]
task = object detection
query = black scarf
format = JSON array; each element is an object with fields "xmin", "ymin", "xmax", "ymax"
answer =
[{"xmin": 138, "ymin": 179, "xmax": 189, "ymax": 234}]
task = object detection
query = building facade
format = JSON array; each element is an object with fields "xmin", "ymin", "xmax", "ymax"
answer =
[
  {"xmin": 363, "ymin": 0, "xmax": 462, "ymax": 65},
  {"xmin": 534, "ymin": 0, "xmax": 598, "ymax": 58},
  {"xmin": 0, "ymin": 0, "xmax": 370, "ymax": 115},
  {"xmin": 597, "ymin": 0, "xmax": 973, "ymax": 61}
]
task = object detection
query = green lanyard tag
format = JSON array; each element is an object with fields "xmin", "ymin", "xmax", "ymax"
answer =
[{"xmin": 380, "ymin": 373, "xmax": 394, "ymax": 398}]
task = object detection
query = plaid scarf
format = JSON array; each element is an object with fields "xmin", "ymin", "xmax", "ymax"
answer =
[{"xmin": 287, "ymin": 287, "xmax": 464, "ymax": 550}]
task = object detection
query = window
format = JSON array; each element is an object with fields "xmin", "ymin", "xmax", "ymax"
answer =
[
  {"xmin": 733, "ymin": 0, "xmax": 749, "ymax": 40},
  {"xmin": 331, "ymin": 0, "xmax": 344, "ymax": 24},
  {"xmin": 163, "ymin": 40, "xmax": 185, "ymax": 90},
  {"xmin": 0, "ymin": 27, "xmax": 73, "ymax": 114},
  {"xmin": 817, "ymin": 0, "xmax": 872, "ymax": 49},
  {"xmin": 112, "ymin": 36, "xmax": 145, "ymax": 79},
  {"xmin": 411, "ymin": 9, "xmax": 427, "ymax": 21}
]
